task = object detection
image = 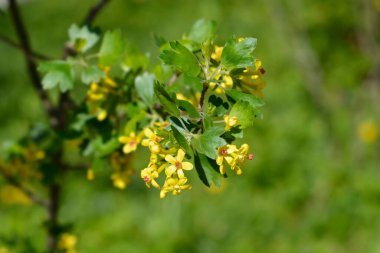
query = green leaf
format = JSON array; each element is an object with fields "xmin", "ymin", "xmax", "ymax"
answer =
[
  {"xmin": 81, "ymin": 65, "xmax": 105, "ymax": 84},
  {"xmin": 226, "ymin": 89, "xmax": 264, "ymax": 108},
  {"xmin": 177, "ymin": 99, "xmax": 200, "ymax": 119},
  {"xmin": 154, "ymin": 82, "xmax": 180, "ymax": 117},
  {"xmin": 135, "ymin": 72, "xmax": 155, "ymax": 107},
  {"xmin": 38, "ymin": 60, "xmax": 74, "ymax": 92},
  {"xmin": 229, "ymin": 100, "xmax": 260, "ymax": 129},
  {"xmin": 171, "ymin": 124, "xmax": 191, "ymax": 155},
  {"xmin": 68, "ymin": 24, "xmax": 99, "ymax": 52},
  {"xmin": 188, "ymin": 19, "xmax": 217, "ymax": 43},
  {"xmin": 97, "ymin": 138, "xmax": 121, "ymax": 157},
  {"xmin": 159, "ymin": 41, "xmax": 201, "ymax": 77},
  {"xmin": 99, "ymin": 30, "xmax": 125, "ymax": 66},
  {"xmin": 71, "ymin": 113, "xmax": 95, "ymax": 131},
  {"xmin": 191, "ymin": 126, "xmax": 226, "ymax": 159},
  {"xmin": 194, "ymin": 152, "xmax": 222, "ymax": 187},
  {"xmin": 221, "ymin": 37, "xmax": 257, "ymax": 70}
]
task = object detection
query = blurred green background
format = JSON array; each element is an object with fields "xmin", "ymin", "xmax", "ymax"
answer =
[{"xmin": 1, "ymin": 0, "xmax": 380, "ymax": 252}]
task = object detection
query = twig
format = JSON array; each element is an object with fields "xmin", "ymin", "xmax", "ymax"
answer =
[
  {"xmin": 7, "ymin": 0, "xmax": 58, "ymax": 126},
  {"xmin": 0, "ymin": 34, "xmax": 52, "ymax": 60},
  {"xmin": 81, "ymin": 0, "xmax": 111, "ymax": 26},
  {"xmin": 168, "ymin": 71, "xmax": 181, "ymax": 86}
]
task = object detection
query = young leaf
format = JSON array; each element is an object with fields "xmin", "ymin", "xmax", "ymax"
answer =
[
  {"xmin": 177, "ymin": 99, "xmax": 200, "ymax": 119},
  {"xmin": 191, "ymin": 126, "xmax": 226, "ymax": 159},
  {"xmin": 171, "ymin": 124, "xmax": 191, "ymax": 155},
  {"xmin": 229, "ymin": 100, "xmax": 260, "ymax": 129},
  {"xmin": 221, "ymin": 37, "xmax": 257, "ymax": 70},
  {"xmin": 159, "ymin": 41, "xmax": 201, "ymax": 77},
  {"xmin": 38, "ymin": 60, "xmax": 74, "ymax": 92},
  {"xmin": 99, "ymin": 30, "xmax": 125, "ymax": 66},
  {"xmin": 135, "ymin": 72, "xmax": 156, "ymax": 107},
  {"xmin": 188, "ymin": 19, "xmax": 217, "ymax": 43},
  {"xmin": 81, "ymin": 65, "xmax": 105, "ymax": 84},
  {"xmin": 194, "ymin": 152, "xmax": 222, "ymax": 187},
  {"xmin": 68, "ymin": 24, "xmax": 99, "ymax": 53},
  {"xmin": 226, "ymin": 89, "xmax": 264, "ymax": 108},
  {"xmin": 154, "ymin": 82, "xmax": 180, "ymax": 117}
]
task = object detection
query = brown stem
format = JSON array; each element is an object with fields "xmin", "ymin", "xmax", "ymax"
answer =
[
  {"xmin": 8, "ymin": 0, "xmax": 58, "ymax": 126},
  {"xmin": 82, "ymin": 0, "xmax": 111, "ymax": 26},
  {"xmin": 199, "ymin": 84, "xmax": 209, "ymax": 113},
  {"xmin": 0, "ymin": 34, "xmax": 52, "ymax": 60}
]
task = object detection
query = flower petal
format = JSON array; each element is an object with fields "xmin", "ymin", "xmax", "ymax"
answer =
[
  {"xmin": 165, "ymin": 165, "xmax": 176, "ymax": 177},
  {"xmin": 165, "ymin": 154, "xmax": 176, "ymax": 164},
  {"xmin": 182, "ymin": 162, "xmax": 193, "ymax": 171},
  {"xmin": 177, "ymin": 149, "xmax": 185, "ymax": 161}
]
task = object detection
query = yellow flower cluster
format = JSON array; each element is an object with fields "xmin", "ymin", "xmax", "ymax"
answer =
[
  {"xmin": 58, "ymin": 233, "xmax": 78, "ymax": 253},
  {"xmin": 86, "ymin": 66, "xmax": 118, "ymax": 121},
  {"xmin": 357, "ymin": 120, "xmax": 379, "ymax": 144},
  {"xmin": 139, "ymin": 125, "xmax": 193, "ymax": 198},
  {"xmin": 224, "ymin": 115, "xmax": 238, "ymax": 131},
  {"xmin": 109, "ymin": 152, "xmax": 134, "ymax": 189},
  {"xmin": 237, "ymin": 59, "xmax": 266, "ymax": 98},
  {"xmin": 216, "ymin": 144, "xmax": 252, "ymax": 175},
  {"xmin": 209, "ymin": 42, "xmax": 266, "ymax": 98}
]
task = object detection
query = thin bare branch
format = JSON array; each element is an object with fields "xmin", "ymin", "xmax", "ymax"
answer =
[
  {"xmin": 82, "ymin": 0, "xmax": 111, "ymax": 26},
  {"xmin": 0, "ymin": 34, "xmax": 52, "ymax": 60},
  {"xmin": 7, "ymin": 0, "xmax": 58, "ymax": 126}
]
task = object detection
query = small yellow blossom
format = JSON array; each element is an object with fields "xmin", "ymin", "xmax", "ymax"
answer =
[
  {"xmin": 224, "ymin": 115, "xmax": 238, "ymax": 131},
  {"xmin": 211, "ymin": 45, "xmax": 223, "ymax": 62},
  {"xmin": 358, "ymin": 120, "xmax": 379, "ymax": 144},
  {"xmin": 96, "ymin": 108, "xmax": 107, "ymax": 121},
  {"xmin": 237, "ymin": 59, "xmax": 266, "ymax": 98},
  {"xmin": 164, "ymin": 149, "xmax": 193, "ymax": 178},
  {"xmin": 111, "ymin": 173, "xmax": 128, "ymax": 189},
  {"xmin": 118, "ymin": 132, "xmax": 142, "ymax": 154},
  {"xmin": 86, "ymin": 168, "xmax": 95, "ymax": 181},
  {"xmin": 216, "ymin": 145, "xmax": 238, "ymax": 175},
  {"xmin": 58, "ymin": 233, "xmax": 77, "ymax": 251},
  {"xmin": 216, "ymin": 144, "xmax": 252, "ymax": 175},
  {"xmin": 141, "ymin": 128, "xmax": 162, "ymax": 154},
  {"xmin": 141, "ymin": 166, "xmax": 160, "ymax": 188},
  {"xmin": 160, "ymin": 177, "xmax": 192, "ymax": 198}
]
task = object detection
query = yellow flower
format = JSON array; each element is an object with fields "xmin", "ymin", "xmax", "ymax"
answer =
[
  {"xmin": 216, "ymin": 145, "xmax": 238, "ymax": 175},
  {"xmin": 214, "ymin": 75, "xmax": 234, "ymax": 94},
  {"xmin": 229, "ymin": 144, "xmax": 250, "ymax": 175},
  {"xmin": 160, "ymin": 177, "xmax": 192, "ymax": 198},
  {"xmin": 141, "ymin": 128, "xmax": 162, "ymax": 154},
  {"xmin": 86, "ymin": 168, "xmax": 95, "ymax": 181},
  {"xmin": 96, "ymin": 108, "xmax": 107, "ymax": 121},
  {"xmin": 211, "ymin": 45, "xmax": 223, "ymax": 62},
  {"xmin": 118, "ymin": 132, "xmax": 142, "ymax": 154},
  {"xmin": 154, "ymin": 121, "xmax": 171, "ymax": 129},
  {"xmin": 141, "ymin": 166, "xmax": 160, "ymax": 188},
  {"xmin": 164, "ymin": 149, "xmax": 193, "ymax": 178},
  {"xmin": 237, "ymin": 59, "xmax": 266, "ymax": 98},
  {"xmin": 111, "ymin": 173, "xmax": 128, "ymax": 189},
  {"xmin": 58, "ymin": 233, "xmax": 77, "ymax": 251},
  {"xmin": 216, "ymin": 144, "xmax": 251, "ymax": 175},
  {"xmin": 358, "ymin": 120, "xmax": 379, "ymax": 144},
  {"xmin": 224, "ymin": 115, "xmax": 238, "ymax": 131}
]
